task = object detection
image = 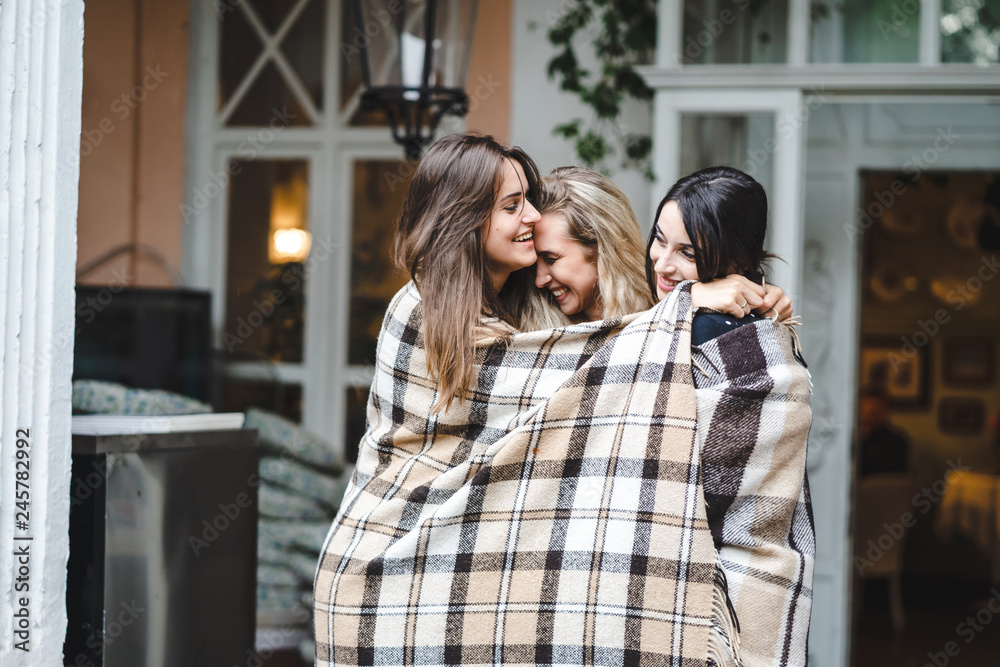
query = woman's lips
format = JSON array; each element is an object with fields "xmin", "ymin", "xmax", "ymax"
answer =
[
  {"xmin": 551, "ymin": 287, "xmax": 569, "ymax": 301},
  {"xmin": 657, "ymin": 275, "xmax": 678, "ymax": 293}
]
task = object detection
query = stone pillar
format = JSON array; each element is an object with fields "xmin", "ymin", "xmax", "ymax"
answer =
[{"xmin": 0, "ymin": 0, "xmax": 83, "ymax": 664}]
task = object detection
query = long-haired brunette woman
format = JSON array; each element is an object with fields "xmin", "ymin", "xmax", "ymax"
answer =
[{"xmin": 394, "ymin": 133, "xmax": 541, "ymax": 411}]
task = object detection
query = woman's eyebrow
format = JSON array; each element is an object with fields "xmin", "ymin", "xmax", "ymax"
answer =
[
  {"xmin": 500, "ymin": 191, "xmax": 523, "ymax": 202},
  {"xmin": 655, "ymin": 224, "xmax": 694, "ymax": 249}
]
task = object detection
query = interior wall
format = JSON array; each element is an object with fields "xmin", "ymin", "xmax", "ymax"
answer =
[{"xmin": 77, "ymin": 0, "xmax": 190, "ymax": 287}]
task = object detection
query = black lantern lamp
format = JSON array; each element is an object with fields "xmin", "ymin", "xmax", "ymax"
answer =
[{"xmin": 355, "ymin": 0, "xmax": 479, "ymax": 160}]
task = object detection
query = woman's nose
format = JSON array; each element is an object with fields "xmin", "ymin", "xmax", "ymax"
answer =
[
  {"xmin": 653, "ymin": 252, "xmax": 672, "ymax": 274},
  {"xmin": 523, "ymin": 200, "xmax": 541, "ymax": 223},
  {"xmin": 535, "ymin": 264, "xmax": 551, "ymax": 288}
]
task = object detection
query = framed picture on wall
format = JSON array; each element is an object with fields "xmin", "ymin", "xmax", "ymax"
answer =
[
  {"xmin": 938, "ymin": 397, "xmax": 986, "ymax": 435},
  {"xmin": 859, "ymin": 340, "xmax": 928, "ymax": 407},
  {"xmin": 943, "ymin": 337, "xmax": 994, "ymax": 387}
]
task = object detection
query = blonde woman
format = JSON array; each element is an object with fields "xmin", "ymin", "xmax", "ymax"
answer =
[
  {"xmin": 526, "ymin": 165, "xmax": 812, "ymax": 667},
  {"xmin": 524, "ymin": 166, "xmax": 784, "ymax": 331}
]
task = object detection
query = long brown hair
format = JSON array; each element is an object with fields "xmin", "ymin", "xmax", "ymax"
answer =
[
  {"xmin": 522, "ymin": 167, "xmax": 654, "ymax": 330},
  {"xmin": 394, "ymin": 133, "xmax": 540, "ymax": 412}
]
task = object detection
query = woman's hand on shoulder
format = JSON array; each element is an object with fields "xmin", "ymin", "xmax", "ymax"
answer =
[
  {"xmin": 755, "ymin": 282, "xmax": 793, "ymax": 320},
  {"xmin": 690, "ymin": 275, "xmax": 766, "ymax": 319}
]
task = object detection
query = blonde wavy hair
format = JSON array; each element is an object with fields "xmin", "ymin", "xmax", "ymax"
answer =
[{"xmin": 521, "ymin": 167, "xmax": 654, "ymax": 331}]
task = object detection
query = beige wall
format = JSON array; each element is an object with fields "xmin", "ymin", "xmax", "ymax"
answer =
[
  {"xmin": 465, "ymin": 0, "xmax": 512, "ymax": 143},
  {"xmin": 77, "ymin": 0, "xmax": 189, "ymax": 287}
]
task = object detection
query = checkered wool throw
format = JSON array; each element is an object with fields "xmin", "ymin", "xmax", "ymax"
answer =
[{"xmin": 315, "ymin": 281, "xmax": 813, "ymax": 666}]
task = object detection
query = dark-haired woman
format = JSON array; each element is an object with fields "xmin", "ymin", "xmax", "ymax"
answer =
[
  {"xmin": 647, "ymin": 167, "xmax": 813, "ymax": 667},
  {"xmin": 647, "ymin": 165, "xmax": 792, "ymax": 343}
]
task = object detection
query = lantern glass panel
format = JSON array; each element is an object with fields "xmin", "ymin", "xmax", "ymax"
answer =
[{"xmin": 357, "ymin": 0, "xmax": 477, "ymax": 92}]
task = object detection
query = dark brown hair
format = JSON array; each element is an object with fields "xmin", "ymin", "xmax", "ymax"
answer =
[
  {"xmin": 645, "ymin": 166, "xmax": 777, "ymax": 300},
  {"xmin": 395, "ymin": 133, "xmax": 540, "ymax": 411}
]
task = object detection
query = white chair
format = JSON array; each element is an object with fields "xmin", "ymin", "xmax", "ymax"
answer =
[{"xmin": 854, "ymin": 474, "xmax": 914, "ymax": 632}]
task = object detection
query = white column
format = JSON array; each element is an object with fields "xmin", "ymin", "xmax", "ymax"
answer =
[
  {"xmin": 920, "ymin": 0, "xmax": 942, "ymax": 65},
  {"xmin": 0, "ymin": 0, "xmax": 83, "ymax": 665},
  {"xmin": 656, "ymin": 0, "xmax": 684, "ymax": 69}
]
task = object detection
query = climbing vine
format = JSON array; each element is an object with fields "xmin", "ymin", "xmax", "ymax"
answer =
[
  {"xmin": 539, "ymin": 0, "xmax": 828, "ymax": 178},
  {"xmin": 539, "ymin": 0, "xmax": 658, "ymax": 179}
]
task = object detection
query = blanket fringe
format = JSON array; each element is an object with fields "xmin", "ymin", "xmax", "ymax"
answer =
[{"xmin": 707, "ymin": 559, "xmax": 744, "ymax": 667}]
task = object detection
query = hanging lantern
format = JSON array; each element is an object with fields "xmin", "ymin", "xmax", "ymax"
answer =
[{"xmin": 354, "ymin": 0, "xmax": 479, "ymax": 160}]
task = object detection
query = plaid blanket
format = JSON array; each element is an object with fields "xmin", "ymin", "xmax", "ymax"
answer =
[
  {"xmin": 693, "ymin": 320, "xmax": 815, "ymax": 667},
  {"xmin": 315, "ymin": 280, "xmax": 812, "ymax": 666}
]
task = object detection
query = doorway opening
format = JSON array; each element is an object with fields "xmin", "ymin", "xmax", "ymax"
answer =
[{"xmin": 852, "ymin": 170, "xmax": 1000, "ymax": 665}]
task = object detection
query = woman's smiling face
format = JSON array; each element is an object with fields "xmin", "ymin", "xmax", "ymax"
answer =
[
  {"xmin": 648, "ymin": 200, "xmax": 699, "ymax": 300},
  {"xmin": 483, "ymin": 159, "xmax": 541, "ymax": 291},
  {"xmin": 533, "ymin": 212, "xmax": 600, "ymax": 320}
]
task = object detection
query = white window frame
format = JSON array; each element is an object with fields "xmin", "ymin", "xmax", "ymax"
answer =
[
  {"xmin": 650, "ymin": 89, "xmax": 806, "ymax": 300},
  {"xmin": 183, "ymin": 0, "xmax": 426, "ymax": 466}
]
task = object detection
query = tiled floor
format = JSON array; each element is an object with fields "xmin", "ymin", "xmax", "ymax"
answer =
[{"xmin": 853, "ymin": 578, "xmax": 1000, "ymax": 667}]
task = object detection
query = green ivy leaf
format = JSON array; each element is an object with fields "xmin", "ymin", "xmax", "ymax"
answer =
[
  {"xmin": 576, "ymin": 132, "xmax": 610, "ymax": 166},
  {"xmin": 544, "ymin": 0, "xmax": 657, "ymax": 176},
  {"xmin": 583, "ymin": 81, "xmax": 621, "ymax": 119},
  {"xmin": 554, "ymin": 120, "xmax": 583, "ymax": 139}
]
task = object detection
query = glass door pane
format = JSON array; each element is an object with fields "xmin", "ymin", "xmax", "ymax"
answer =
[
  {"xmin": 219, "ymin": 0, "xmax": 324, "ymax": 125},
  {"xmin": 225, "ymin": 159, "xmax": 310, "ymax": 364},
  {"xmin": 941, "ymin": 0, "xmax": 1000, "ymax": 63},
  {"xmin": 811, "ymin": 0, "xmax": 921, "ymax": 62},
  {"xmin": 347, "ymin": 160, "xmax": 413, "ymax": 366},
  {"xmin": 681, "ymin": 0, "xmax": 789, "ymax": 64},
  {"xmin": 680, "ymin": 112, "xmax": 776, "ymax": 198}
]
